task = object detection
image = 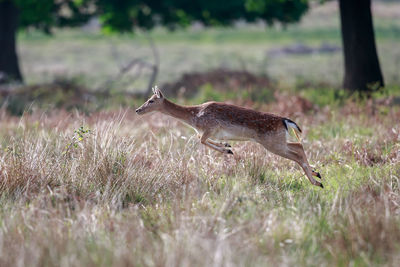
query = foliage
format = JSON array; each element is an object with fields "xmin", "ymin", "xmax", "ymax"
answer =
[
  {"xmin": 11, "ymin": 0, "xmax": 309, "ymax": 33},
  {"xmin": 63, "ymin": 126, "xmax": 92, "ymax": 156},
  {"xmin": 13, "ymin": 0, "xmax": 95, "ymax": 32},
  {"xmin": 98, "ymin": 0, "xmax": 308, "ymax": 31}
]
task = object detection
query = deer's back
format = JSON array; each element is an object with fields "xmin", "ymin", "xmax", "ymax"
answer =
[{"xmin": 195, "ymin": 102, "xmax": 285, "ymax": 135}]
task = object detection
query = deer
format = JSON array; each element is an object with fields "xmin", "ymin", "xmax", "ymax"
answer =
[{"xmin": 136, "ymin": 86, "xmax": 323, "ymax": 188}]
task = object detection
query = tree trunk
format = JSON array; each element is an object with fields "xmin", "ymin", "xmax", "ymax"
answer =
[
  {"xmin": 339, "ymin": 0, "xmax": 384, "ymax": 93},
  {"xmin": 0, "ymin": 0, "xmax": 23, "ymax": 83}
]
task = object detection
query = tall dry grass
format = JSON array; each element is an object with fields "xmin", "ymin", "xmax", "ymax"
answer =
[{"xmin": 0, "ymin": 101, "xmax": 399, "ymax": 266}]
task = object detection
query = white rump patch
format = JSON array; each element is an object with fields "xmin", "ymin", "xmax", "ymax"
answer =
[
  {"xmin": 285, "ymin": 121, "xmax": 299, "ymax": 131},
  {"xmin": 284, "ymin": 120, "xmax": 301, "ymax": 142}
]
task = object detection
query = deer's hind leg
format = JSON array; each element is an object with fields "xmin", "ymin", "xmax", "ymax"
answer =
[
  {"xmin": 287, "ymin": 143, "xmax": 322, "ymax": 179},
  {"xmin": 262, "ymin": 140, "xmax": 323, "ymax": 188},
  {"xmin": 312, "ymin": 169, "xmax": 322, "ymax": 179},
  {"xmin": 285, "ymin": 142, "xmax": 323, "ymax": 188}
]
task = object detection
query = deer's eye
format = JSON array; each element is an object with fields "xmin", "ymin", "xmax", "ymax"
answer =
[{"xmin": 149, "ymin": 100, "xmax": 154, "ymax": 103}]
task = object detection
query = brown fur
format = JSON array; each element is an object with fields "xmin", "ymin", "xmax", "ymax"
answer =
[{"xmin": 194, "ymin": 102, "xmax": 285, "ymax": 134}]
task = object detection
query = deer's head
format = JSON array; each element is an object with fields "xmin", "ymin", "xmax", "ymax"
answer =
[{"xmin": 136, "ymin": 86, "xmax": 165, "ymax": 115}]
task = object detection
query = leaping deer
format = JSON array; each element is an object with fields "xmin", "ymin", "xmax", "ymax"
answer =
[{"xmin": 136, "ymin": 87, "xmax": 323, "ymax": 188}]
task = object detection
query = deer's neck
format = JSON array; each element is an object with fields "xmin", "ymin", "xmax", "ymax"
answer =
[{"xmin": 161, "ymin": 99, "xmax": 196, "ymax": 124}]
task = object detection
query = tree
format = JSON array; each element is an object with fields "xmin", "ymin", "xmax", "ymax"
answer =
[
  {"xmin": 0, "ymin": 0, "xmax": 94, "ymax": 83},
  {"xmin": 0, "ymin": 1, "xmax": 22, "ymax": 82},
  {"xmin": 339, "ymin": 0, "xmax": 384, "ymax": 93}
]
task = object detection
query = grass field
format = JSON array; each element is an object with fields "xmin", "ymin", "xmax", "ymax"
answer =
[
  {"xmin": 1, "ymin": 1, "xmax": 400, "ymax": 266},
  {"xmin": 0, "ymin": 98, "xmax": 399, "ymax": 266}
]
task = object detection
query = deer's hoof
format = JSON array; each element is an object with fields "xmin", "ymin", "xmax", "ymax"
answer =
[
  {"xmin": 224, "ymin": 143, "xmax": 231, "ymax": 148},
  {"xmin": 312, "ymin": 169, "xmax": 322, "ymax": 179},
  {"xmin": 227, "ymin": 149, "xmax": 233, "ymax": 155},
  {"xmin": 319, "ymin": 183, "xmax": 324, "ymax": 188}
]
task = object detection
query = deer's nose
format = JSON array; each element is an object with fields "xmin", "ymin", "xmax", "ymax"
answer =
[{"xmin": 135, "ymin": 108, "xmax": 142, "ymax": 114}]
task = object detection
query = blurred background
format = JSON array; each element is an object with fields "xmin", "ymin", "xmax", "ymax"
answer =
[{"xmin": 0, "ymin": 0, "xmax": 399, "ymax": 113}]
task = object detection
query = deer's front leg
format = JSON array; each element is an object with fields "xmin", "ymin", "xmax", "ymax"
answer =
[
  {"xmin": 208, "ymin": 139, "xmax": 232, "ymax": 148},
  {"xmin": 200, "ymin": 132, "xmax": 233, "ymax": 154}
]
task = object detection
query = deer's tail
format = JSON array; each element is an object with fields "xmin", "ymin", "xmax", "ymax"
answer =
[{"xmin": 283, "ymin": 118, "xmax": 302, "ymax": 142}]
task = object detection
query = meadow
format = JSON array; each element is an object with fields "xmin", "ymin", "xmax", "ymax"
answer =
[{"xmin": 0, "ymin": 1, "xmax": 400, "ymax": 266}]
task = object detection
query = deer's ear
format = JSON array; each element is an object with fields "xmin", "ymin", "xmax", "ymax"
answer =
[
  {"xmin": 156, "ymin": 88, "xmax": 164, "ymax": 99},
  {"xmin": 152, "ymin": 86, "xmax": 164, "ymax": 98}
]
